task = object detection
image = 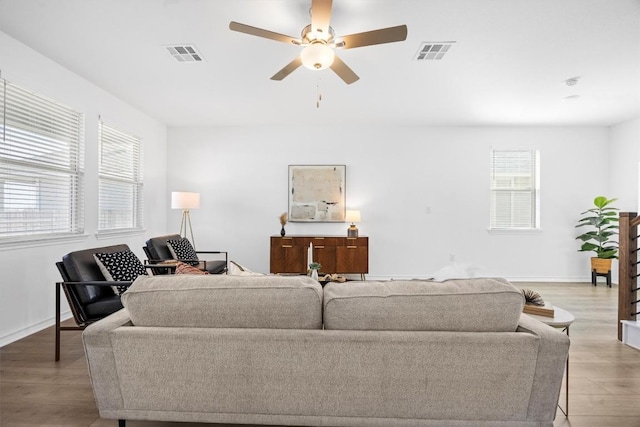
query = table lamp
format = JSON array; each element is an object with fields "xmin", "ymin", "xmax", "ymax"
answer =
[
  {"xmin": 345, "ymin": 210, "xmax": 361, "ymax": 238},
  {"xmin": 171, "ymin": 191, "xmax": 200, "ymax": 248}
]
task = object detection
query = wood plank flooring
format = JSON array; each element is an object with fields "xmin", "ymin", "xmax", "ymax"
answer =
[{"xmin": 1, "ymin": 281, "xmax": 639, "ymax": 427}]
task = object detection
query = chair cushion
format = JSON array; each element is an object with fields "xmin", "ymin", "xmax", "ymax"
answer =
[
  {"xmin": 93, "ymin": 250, "xmax": 148, "ymax": 294},
  {"xmin": 122, "ymin": 275, "xmax": 323, "ymax": 329},
  {"xmin": 201, "ymin": 260, "xmax": 227, "ymax": 274},
  {"xmin": 323, "ymin": 278, "xmax": 524, "ymax": 332},
  {"xmin": 83, "ymin": 295, "xmax": 124, "ymax": 321},
  {"xmin": 61, "ymin": 244, "xmax": 130, "ymax": 304},
  {"xmin": 166, "ymin": 238, "xmax": 199, "ymax": 266},
  {"xmin": 144, "ymin": 234, "xmax": 182, "ymax": 261}
]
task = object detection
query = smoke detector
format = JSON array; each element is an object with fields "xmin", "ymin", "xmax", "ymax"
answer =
[{"xmin": 564, "ymin": 76, "xmax": 580, "ymax": 86}]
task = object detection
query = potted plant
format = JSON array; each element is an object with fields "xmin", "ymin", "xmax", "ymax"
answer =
[
  {"xmin": 308, "ymin": 262, "xmax": 322, "ymax": 281},
  {"xmin": 575, "ymin": 196, "xmax": 619, "ymax": 274}
]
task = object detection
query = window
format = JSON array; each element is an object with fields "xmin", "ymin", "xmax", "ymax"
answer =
[
  {"xmin": 0, "ymin": 79, "xmax": 84, "ymax": 241},
  {"xmin": 98, "ymin": 121, "xmax": 143, "ymax": 232},
  {"xmin": 490, "ymin": 149, "xmax": 540, "ymax": 229}
]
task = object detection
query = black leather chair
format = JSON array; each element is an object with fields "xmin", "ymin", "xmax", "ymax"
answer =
[
  {"xmin": 55, "ymin": 244, "xmax": 133, "ymax": 361},
  {"xmin": 143, "ymin": 234, "xmax": 228, "ymax": 274}
]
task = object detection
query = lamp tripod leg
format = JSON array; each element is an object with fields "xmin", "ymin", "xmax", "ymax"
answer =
[
  {"xmin": 186, "ymin": 210, "xmax": 195, "ymax": 250},
  {"xmin": 179, "ymin": 211, "xmax": 187, "ymax": 238}
]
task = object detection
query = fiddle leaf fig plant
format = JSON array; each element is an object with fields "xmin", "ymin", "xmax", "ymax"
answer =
[{"xmin": 575, "ymin": 196, "xmax": 619, "ymax": 259}]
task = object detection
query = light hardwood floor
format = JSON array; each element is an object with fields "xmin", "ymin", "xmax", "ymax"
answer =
[{"xmin": 1, "ymin": 281, "xmax": 639, "ymax": 427}]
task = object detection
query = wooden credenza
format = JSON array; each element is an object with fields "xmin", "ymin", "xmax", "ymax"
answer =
[{"xmin": 270, "ymin": 235, "xmax": 368, "ymax": 276}]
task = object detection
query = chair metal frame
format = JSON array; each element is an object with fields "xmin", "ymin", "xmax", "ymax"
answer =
[{"xmin": 55, "ymin": 261, "xmax": 173, "ymax": 361}]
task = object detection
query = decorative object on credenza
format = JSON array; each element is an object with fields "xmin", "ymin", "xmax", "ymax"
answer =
[
  {"xmin": 345, "ymin": 210, "xmax": 361, "ymax": 237},
  {"xmin": 521, "ymin": 288, "xmax": 555, "ymax": 317},
  {"xmin": 171, "ymin": 191, "xmax": 200, "ymax": 249},
  {"xmin": 288, "ymin": 165, "xmax": 346, "ymax": 222},
  {"xmin": 279, "ymin": 212, "xmax": 288, "ymax": 236},
  {"xmin": 309, "ymin": 262, "xmax": 322, "ymax": 281}
]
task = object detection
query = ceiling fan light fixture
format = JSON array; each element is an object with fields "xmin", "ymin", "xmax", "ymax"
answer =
[{"xmin": 300, "ymin": 42, "xmax": 335, "ymax": 70}]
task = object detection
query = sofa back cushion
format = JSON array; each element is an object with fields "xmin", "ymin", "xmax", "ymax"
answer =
[
  {"xmin": 122, "ymin": 275, "xmax": 323, "ymax": 329},
  {"xmin": 323, "ymin": 278, "xmax": 524, "ymax": 332}
]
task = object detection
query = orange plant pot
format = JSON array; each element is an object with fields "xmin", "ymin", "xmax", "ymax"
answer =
[{"xmin": 591, "ymin": 257, "xmax": 612, "ymax": 274}]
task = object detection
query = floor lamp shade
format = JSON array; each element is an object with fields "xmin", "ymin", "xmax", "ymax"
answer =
[
  {"xmin": 171, "ymin": 192, "xmax": 200, "ymax": 210},
  {"xmin": 171, "ymin": 192, "xmax": 200, "ymax": 248}
]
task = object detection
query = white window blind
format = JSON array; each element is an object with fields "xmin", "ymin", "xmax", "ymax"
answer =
[
  {"xmin": 0, "ymin": 79, "xmax": 84, "ymax": 241},
  {"xmin": 490, "ymin": 149, "xmax": 540, "ymax": 229},
  {"xmin": 98, "ymin": 121, "xmax": 143, "ymax": 232}
]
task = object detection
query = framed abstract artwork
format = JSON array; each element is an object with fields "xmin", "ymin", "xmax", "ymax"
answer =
[{"xmin": 288, "ymin": 165, "xmax": 346, "ymax": 222}]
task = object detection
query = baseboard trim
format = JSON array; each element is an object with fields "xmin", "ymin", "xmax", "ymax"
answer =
[
  {"xmin": 364, "ymin": 275, "xmax": 599, "ymax": 283},
  {"xmin": 0, "ymin": 311, "xmax": 73, "ymax": 347}
]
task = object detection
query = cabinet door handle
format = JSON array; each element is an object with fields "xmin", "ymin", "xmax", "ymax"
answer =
[
  {"xmin": 314, "ymin": 237, "xmax": 325, "ymax": 240},
  {"xmin": 315, "ymin": 245, "xmax": 325, "ymax": 249},
  {"xmin": 347, "ymin": 245, "xmax": 358, "ymax": 249},
  {"xmin": 282, "ymin": 245, "xmax": 292, "ymax": 248}
]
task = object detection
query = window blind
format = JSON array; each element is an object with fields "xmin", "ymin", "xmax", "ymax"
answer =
[
  {"xmin": 0, "ymin": 79, "xmax": 84, "ymax": 240},
  {"xmin": 98, "ymin": 122, "xmax": 143, "ymax": 232},
  {"xmin": 490, "ymin": 149, "xmax": 539, "ymax": 229}
]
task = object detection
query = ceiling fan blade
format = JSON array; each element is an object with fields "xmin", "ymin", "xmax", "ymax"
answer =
[
  {"xmin": 229, "ymin": 21, "xmax": 300, "ymax": 45},
  {"xmin": 330, "ymin": 55, "xmax": 359, "ymax": 85},
  {"xmin": 271, "ymin": 56, "xmax": 303, "ymax": 81},
  {"xmin": 339, "ymin": 25, "xmax": 408, "ymax": 49},
  {"xmin": 311, "ymin": 0, "xmax": 333, "ymax": 35}
]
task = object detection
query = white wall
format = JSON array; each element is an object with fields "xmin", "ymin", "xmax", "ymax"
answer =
[
  {"xmin": 0, "ymin": 31, "xmax": 169, "ymax": 346},
  {"xmin": 610, "ymin": 117, "xmax": 640, "ymax": 212},
  {"xmin": 168, "ymin": 125, "xmax": 610, "ymax": 282}
]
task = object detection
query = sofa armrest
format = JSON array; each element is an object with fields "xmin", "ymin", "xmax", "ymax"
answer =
[
  {"xmin": 83, "ymin": 309, "xmax": 132, "ymax": 412},
  {"xmin": 517, "ymin": 314, "xmax": 570, "ymax": 421}
]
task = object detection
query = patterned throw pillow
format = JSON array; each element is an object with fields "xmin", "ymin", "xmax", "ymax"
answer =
[
  {"xmin": 94, "ymin": 250, "xmax": 148, "ymax": 294},
  {"xmin": 166, "ymin": 238, "xmax": 199, "ymax": 266},
  {"xmin": 175, "ymin": 261, "xmax": 209, "ymax": 275}
]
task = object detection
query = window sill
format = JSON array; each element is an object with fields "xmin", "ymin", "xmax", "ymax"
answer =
[
  {"xmin": 487, "ymin": 228, "xmax": 543, "ymax": 235},
  {"xmin": 95, "ymin": 229, "xmax": 146, "ymax": 240},
  {"xmin": 0, "ymin": 233, "xmax": 90, "ymax": 251}
]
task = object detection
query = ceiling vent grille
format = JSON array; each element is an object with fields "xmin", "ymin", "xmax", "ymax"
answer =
[
  {"xmin": 165, "ymin": 45, "xmax": 204, "ymax": 62},
  {"xmin": 414, "ymin": 42, "xmax": 455, "ymax": 60}
]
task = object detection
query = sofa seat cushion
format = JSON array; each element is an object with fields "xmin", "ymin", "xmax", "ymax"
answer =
[
  {"xmin": 323, "ymin": 278, "xmax": 524, "ymax": 332},
  {"xmin": 122, "ymin": 275, "xmax": 323, "ymax": 329}
]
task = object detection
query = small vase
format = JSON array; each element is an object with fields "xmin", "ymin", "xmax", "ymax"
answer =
[
  {"xmin": 280, "ymin": 226, "xmax": 286, "ymax": 237},
  {"xmin": 311, "ymin": 269, "xmax": 318, "ymax": 281}
]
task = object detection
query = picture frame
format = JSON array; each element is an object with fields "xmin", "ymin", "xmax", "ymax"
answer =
[{"xmin": 288, "ymin": 165, "xmax": 346, "ymax": 222}]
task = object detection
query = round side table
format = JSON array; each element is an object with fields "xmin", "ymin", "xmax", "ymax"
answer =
[{"xmin": 524, "ymin": 306, "xmax": 574, "ymax": 417}]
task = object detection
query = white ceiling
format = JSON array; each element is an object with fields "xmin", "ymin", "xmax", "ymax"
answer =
[{"xmin": 1, "ymin": 0, "xmax": 639, "ymax": 127}]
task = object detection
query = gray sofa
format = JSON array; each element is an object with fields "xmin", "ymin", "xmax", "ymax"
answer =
[{"xmin": 83, "ymin": 275, "xmax": 569, "ymax": 427}]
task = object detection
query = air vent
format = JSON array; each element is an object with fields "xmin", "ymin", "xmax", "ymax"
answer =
[
  {"xmin": 414, "ymin": 42, "xmax": 455, "ymax": 60},
  {"xmin": 165, "ymin": 45, "xmax": 204, "ymax": 62}
]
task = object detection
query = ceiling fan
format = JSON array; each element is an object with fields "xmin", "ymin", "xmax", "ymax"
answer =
[{"xmin": 229, "ymin": 0, "xmax": 408, "ymax": 84}]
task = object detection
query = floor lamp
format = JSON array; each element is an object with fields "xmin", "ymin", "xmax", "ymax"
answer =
[{"xmin": 171, "ymin": 191, "xmax": 200, "ymax": 249}]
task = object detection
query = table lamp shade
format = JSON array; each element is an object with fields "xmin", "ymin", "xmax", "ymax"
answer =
[
  {"xmin": 345, "ymin": 210, "xmax": 361, "ymax": 224},
  {"xmin": 171, "ymin": 192, "xmax": 200, "ymax": 210}
]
